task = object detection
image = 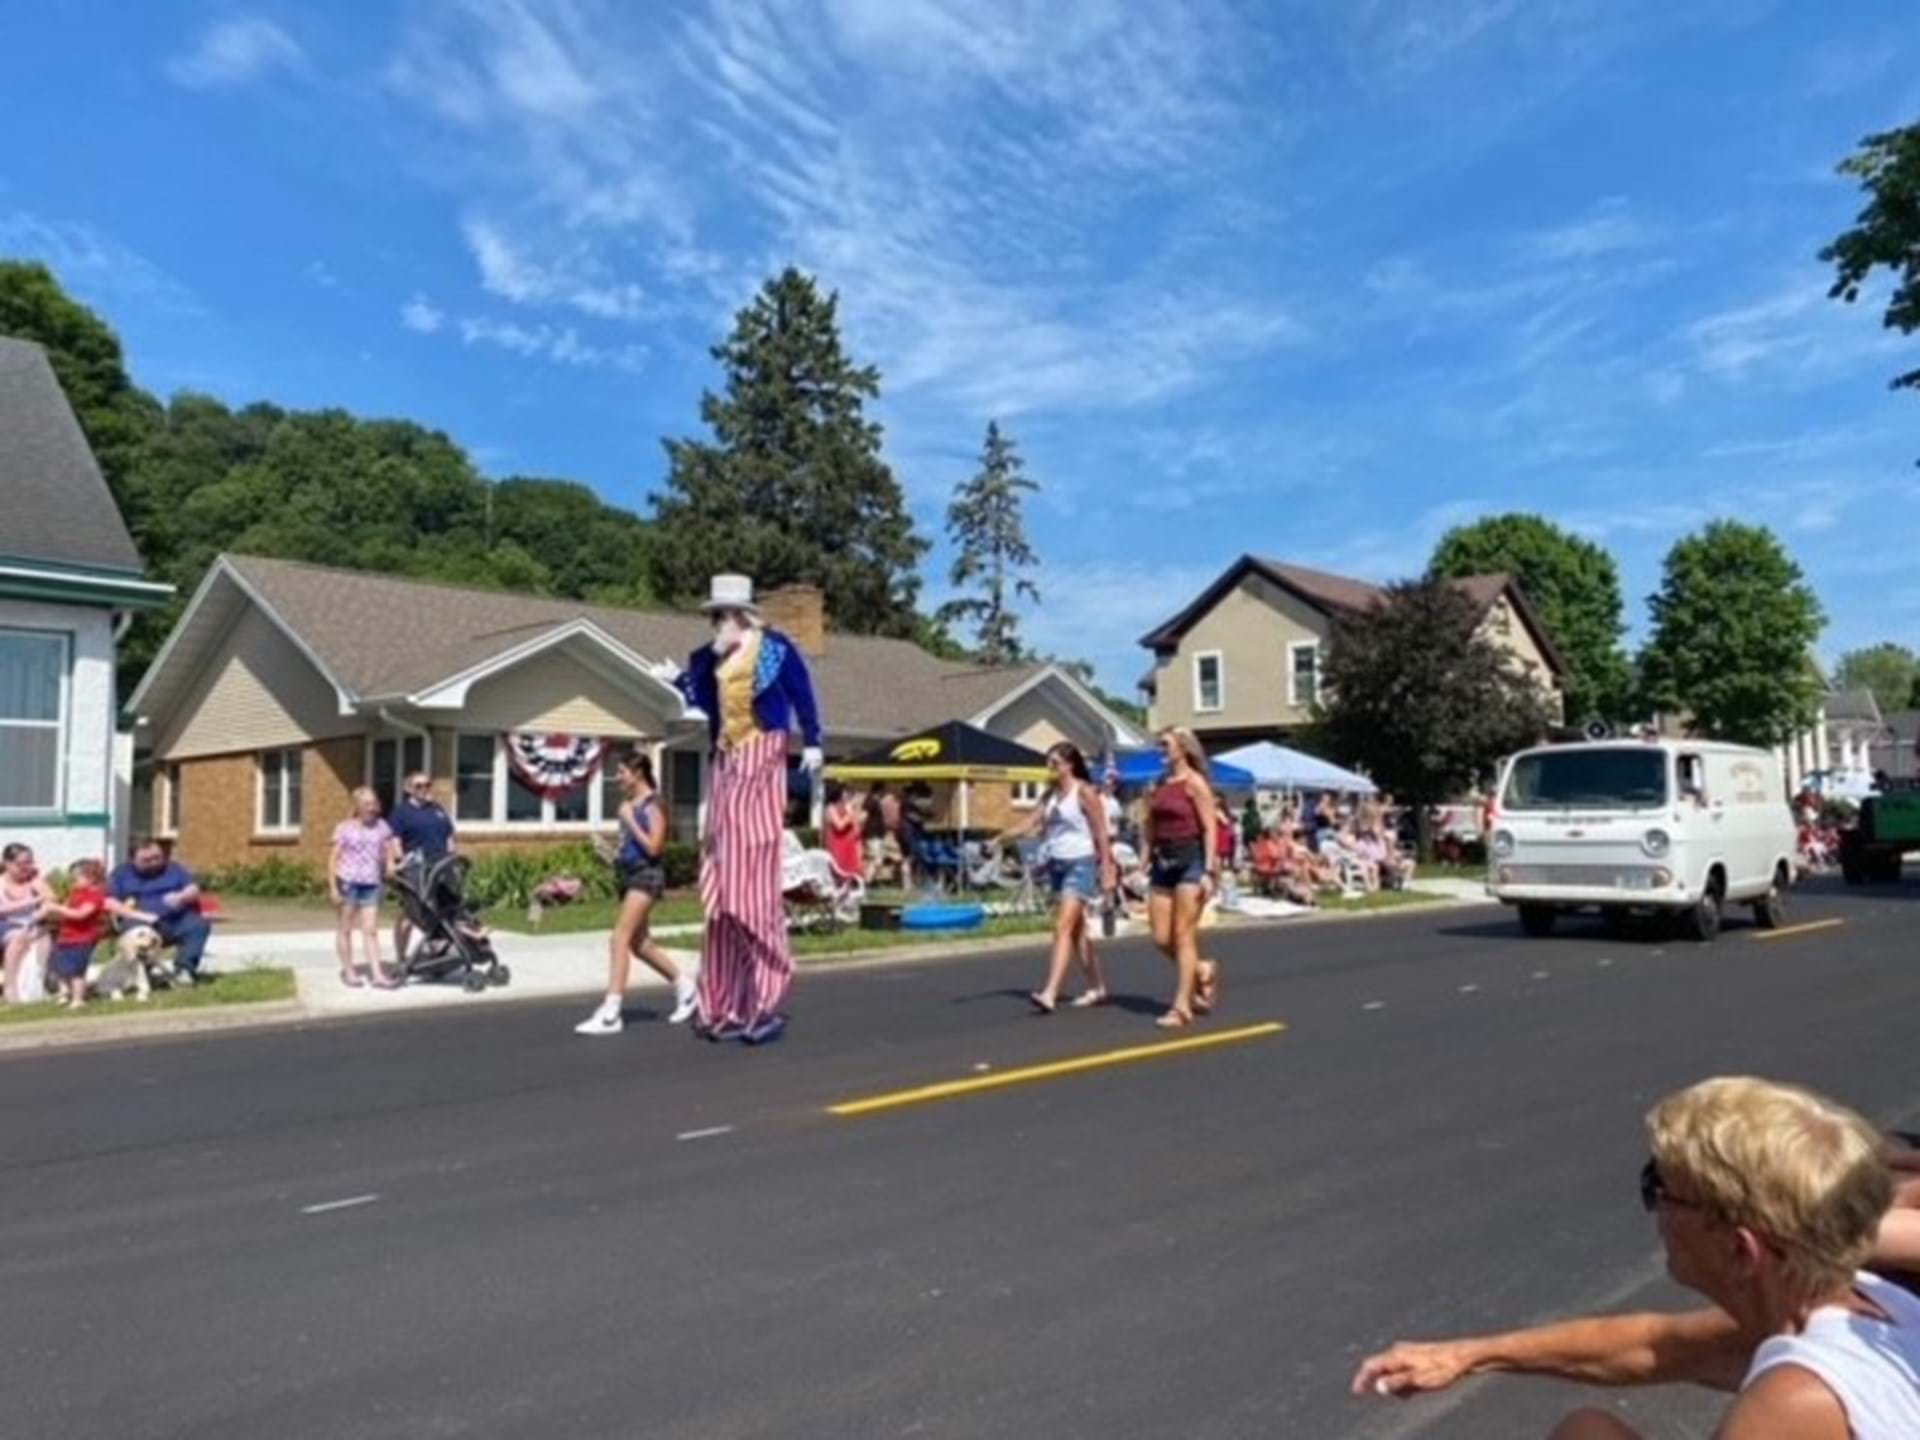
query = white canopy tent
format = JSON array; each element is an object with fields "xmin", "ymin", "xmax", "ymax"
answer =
[{"xmin": 1215, "ymin": 741, "xmax": 1377, "ymax": 795}]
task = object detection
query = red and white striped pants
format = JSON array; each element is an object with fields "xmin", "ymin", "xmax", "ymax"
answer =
[{"xmin": 697, "ymin": 730, "xmax": 792, "ymax": 1029}]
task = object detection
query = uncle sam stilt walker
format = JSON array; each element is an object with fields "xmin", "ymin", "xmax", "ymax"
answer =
[{"xmin": 656, "ymin": 575, "xmax": 822, "ymax": 1045}]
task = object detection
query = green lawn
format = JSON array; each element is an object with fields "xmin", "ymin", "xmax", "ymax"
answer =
[
  {"xmin": 488, "ymin": 889, "xmax": 924, "ymax": 935},
  {"xmin": 1316, "ymin": 887, "xmax": 1449, "ymax": 913},
  {"xmin": 0, "ymin": 966, "xmax": 297, "ymax": 1027}
]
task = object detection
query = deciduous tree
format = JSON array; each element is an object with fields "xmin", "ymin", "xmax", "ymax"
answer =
[
  {"xmin": 1429, "ymin": 513, "xmax": 1632, "ymax": 724},
  {"xmin": 1636, "ymin": 522, "xmax": 1825, "ymax": 746},
  {"xmin": 1834, "ymin": 642, "xmax": 1918, "ymax": 716},
  {"xmin": 1318, "ymin": 579, "xmax": 1555, "ymax": 855}
]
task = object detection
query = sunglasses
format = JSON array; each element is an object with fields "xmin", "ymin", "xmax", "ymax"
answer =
[{"xmin": 1639, "ymin": 1158, "xmax": 1706, "ymax": 1215}]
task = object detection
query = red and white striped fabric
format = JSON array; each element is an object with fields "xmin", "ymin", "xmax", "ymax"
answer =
[{"xmin": 697, "ymin": 729, "xmax": 792, "ymax": 1030}]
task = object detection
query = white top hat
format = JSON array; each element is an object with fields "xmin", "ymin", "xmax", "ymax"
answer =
[{"xmin": 701, "ymin": 573, "xmax": 759, "ymax": 614}]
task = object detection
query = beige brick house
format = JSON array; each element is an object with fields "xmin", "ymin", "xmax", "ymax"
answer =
[
  {"xmin": 1139, "ymin": 555, "xmax": 1566, "ymax": 750},
  {"xmin": 126, "ymin": 555, "xmax": 1143, "ymax": 869}
]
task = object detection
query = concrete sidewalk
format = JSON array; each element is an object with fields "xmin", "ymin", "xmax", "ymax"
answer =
[{"xmin": 208, "ymin": 926, "xmax": 696, "ymax": 1018}]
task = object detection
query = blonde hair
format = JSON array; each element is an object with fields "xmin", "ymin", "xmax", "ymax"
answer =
[
  {"xmin": 1647, "ymin": 1077, "xmax": 1891, "ymax": 1298},
  {"xmin": 1160, "ymin": 726, "xmax": 1209, "ymax": 779},
  {"xmin": 349, "ymin": 786, "xmax": 381, "ymax": 814}
]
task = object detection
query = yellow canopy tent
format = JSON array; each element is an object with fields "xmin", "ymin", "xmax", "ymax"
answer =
[{"xmin": 824, "ymin": 722, "xmax": 1052, "ymax": 832}]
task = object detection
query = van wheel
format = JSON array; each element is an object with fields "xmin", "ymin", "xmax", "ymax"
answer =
[
  {"xmin": 1680, "ymin": 881, "xmax": 1723, "ymax": 943},
  {"xmin": 1518, "ymin": 905, "xmax": 1557, "ymax": 937},
  {"xmin": 1600, "ymin": 908, "xmax": 1633, "ymax": 938},
  {"xmin": 1752, "ymin": 874, "xmax": 1786, "ymax": 931}
]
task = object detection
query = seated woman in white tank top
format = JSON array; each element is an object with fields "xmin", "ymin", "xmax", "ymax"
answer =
[{"xmin": 1352, "ymin": 1077, "xmax": 1920, "ymax": 1440}]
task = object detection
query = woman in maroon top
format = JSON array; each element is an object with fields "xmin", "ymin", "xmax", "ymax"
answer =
[{"xmin": 1140, "ymin": 727, "xmax": 1221, "ymax": 1027}]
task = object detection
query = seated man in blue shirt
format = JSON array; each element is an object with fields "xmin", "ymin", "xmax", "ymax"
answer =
[
  {"xmin": 387, "ymin": 772, "xmax": 455, "ymax": 960},
  {"xmin": 107, "ymin": 837, "xmax": 214, "ymax": 982}
]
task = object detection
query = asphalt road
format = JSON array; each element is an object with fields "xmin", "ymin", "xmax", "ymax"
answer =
[{"xmin": 4, "ymin": 878, "xmax": 1917, "ymax": 1440}]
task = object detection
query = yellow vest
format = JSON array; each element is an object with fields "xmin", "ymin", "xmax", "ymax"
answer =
[{"xmin": 717, "ymin": 628, "xmax": 763, "ymax": 749}]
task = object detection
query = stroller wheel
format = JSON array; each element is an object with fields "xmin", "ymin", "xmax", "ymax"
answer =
[
  {"xmin": 461, "ymin": 970, "xmax": 487, "ymax": 994},
  {"xmin": 489, "ymin": 964, "xmax": 511, "ymax": 987}
]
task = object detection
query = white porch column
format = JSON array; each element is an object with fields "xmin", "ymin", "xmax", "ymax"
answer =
[{"xmin": 1814, "ymin": 713, "xmax": 1830, "ymax": 775}]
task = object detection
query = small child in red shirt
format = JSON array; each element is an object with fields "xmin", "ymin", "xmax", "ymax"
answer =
[{"xmin": 42, "ymin": 858, "xmax": 110, "ymax": 1009}]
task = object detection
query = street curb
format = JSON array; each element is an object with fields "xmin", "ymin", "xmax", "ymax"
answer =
[
  {"xmin": 0, "ymin": 1000, "xmax": 311, "ymax": 1057},
  {"xmin": 0, "ymin": 893, "xmax": 1496, "ymax": 1054}
]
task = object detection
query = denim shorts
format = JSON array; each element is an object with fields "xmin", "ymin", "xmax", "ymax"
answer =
[
  {"xmin": 339, "ymin": 881, "xmax": 383, "ymax": 908},
  {"xmin": 1048, "ymin": 857, "xmax": 1099, "ymax": 902},
  {"xmin": 1149, "ymin": 841, "xmax": 1207, "ymax": 892},
  {"xmin": 615, "ymin": 862, "xmax": 665, "ymax": 900},
  {"xmin": 52, "ymin": 943, "xmax": 95, "ymax": 980}
]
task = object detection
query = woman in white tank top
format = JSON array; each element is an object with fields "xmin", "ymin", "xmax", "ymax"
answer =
[{"xmin": 992, "ymin": 741, "xmax": 1115, "ymax": 1015}]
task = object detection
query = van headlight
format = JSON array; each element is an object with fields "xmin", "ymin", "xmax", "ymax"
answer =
[
  {"xmin": 1642, "ymin": 828, "xmax": 1671, "ymax": 858},
  {"xmin": 1492, "ymin": 829, "xmax": 1515, "ymax": 859}
]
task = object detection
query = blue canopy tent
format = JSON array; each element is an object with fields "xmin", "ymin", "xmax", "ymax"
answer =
[
  {"xmin": 1104, "ymin": 748, "xmax": 1256, "ymax": 790},
  {"xmin": 1214, "ymin": 741, "xmax": 1376, "ymax": 794}
]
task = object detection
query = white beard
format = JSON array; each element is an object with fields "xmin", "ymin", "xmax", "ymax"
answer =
[{"xmin": 712, "ymin": 615, "xmax": 751, "ymax": 654}]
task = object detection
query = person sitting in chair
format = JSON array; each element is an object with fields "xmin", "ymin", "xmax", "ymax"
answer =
[{"xmin": 106, "ymin": 838, "xmax": 213, "ymax": 983}]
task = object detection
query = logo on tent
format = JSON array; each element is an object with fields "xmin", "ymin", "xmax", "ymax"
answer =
[{"xmin": 892, "ymin": 738, "xmax": 942, "ymax": 761}]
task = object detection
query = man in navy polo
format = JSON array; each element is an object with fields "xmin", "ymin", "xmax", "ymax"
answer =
[
  {"xmin": 388, "ymin": 771, "xmax": 455, "ymax": 960},
  {"xmin": 107, "ymin": 837, "xmax": 214, "ymax": 981}
]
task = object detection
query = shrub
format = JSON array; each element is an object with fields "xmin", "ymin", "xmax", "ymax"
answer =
[
  {"xmin": 203, "ymin": 857, "xmax": 324, "ymax": 898},
  {"xmin": 661, "ymin": 841, "xmax": 699, "ymax": 889}
]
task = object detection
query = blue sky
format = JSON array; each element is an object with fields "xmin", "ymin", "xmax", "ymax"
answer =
[{"xmin": 5, "ymin": 2, "xmax": 1918, "ymax": 695}]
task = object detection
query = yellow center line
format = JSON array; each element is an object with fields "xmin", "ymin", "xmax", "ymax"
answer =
[
  {"xmin": 827, "ymin": 1021, "xmax": 1287, "ymax": 1118},
  {"xmin": 1750, "ymin": 918, "xmax": 1847, "ymax": 942}
]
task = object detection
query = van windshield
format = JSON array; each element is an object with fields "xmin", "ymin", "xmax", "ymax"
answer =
[{"xmin": 1503, "ymin": 749, "xmax": 1668, "ymax": 811}]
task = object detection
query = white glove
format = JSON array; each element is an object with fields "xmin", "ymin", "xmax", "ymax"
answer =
[
  {"xmin": 802, "ymin": 746, "xmax": 825, "ymax": 774},
  {"xmin": 647, "ymin": 658, "xmax": 684, "ymax": 686}
]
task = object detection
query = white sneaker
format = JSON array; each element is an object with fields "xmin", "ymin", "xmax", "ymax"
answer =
[
  {"xmin": 574, "ymin": 1002, "xmax": 624, "ymax": 1036},
  {"xmin": 668, "ymin": 974, "xmax": 699, "ymax": 1026}
]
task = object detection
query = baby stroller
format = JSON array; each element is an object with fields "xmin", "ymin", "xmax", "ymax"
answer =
[{"xmin": 391, "ymin": 852, "xmax": 510, "ymax": 993}]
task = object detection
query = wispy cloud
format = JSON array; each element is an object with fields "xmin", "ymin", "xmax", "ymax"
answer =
[
  {"xmin": 400, "ymin": 294, "xmax": 445, "ymax": 334},
  {"xmin": 0, "ymin": 211, "xmax": 202, "ymax": 315},
  {"xmin": 1682, "ymin": 276, "xmax": 1901, "ymax": 385},
  {"xmin": 457, "ymin": 315, "xmax": 646, "ymax": 372},
  {"xmin": 461, "ymin": 217, "xmax": 647, "ymax": 320},
  {"xmin": 304, "ymin": 259, "xmax": 342, "ymax": 290},
  {"xmin": 166, "ymin": 16, "xmax": 304, "ymax": 90},
  {"xmin": 1521, "ymin": 197, "xmax": 1661, "ymax": 262}
]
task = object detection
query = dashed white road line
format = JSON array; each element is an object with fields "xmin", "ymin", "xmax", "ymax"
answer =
[
  {"xmin": 301, "ymin": 1193, "xmax": 380, "ymax": 1216},
  {"xmin": 1458, "ymin": 984, "xmax": 1479, "ymax": 994},
  {"xmin": 676, "ymin": 1126, "xmax": 735, "ymax": 1142},
  {"xmin": 1362, "ymin": 1001, "xmax": 1386, "ymax": 1011}
]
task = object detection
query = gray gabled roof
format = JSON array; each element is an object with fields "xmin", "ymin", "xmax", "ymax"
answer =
[
  {"xmin": 1823, "ymin": 688, "xmax": 1884, "ymax": 725},
  {"xmin": 132, "ymin": 554, "xmax": 1103, "ymax": 743},
  {"xmin": 0, "ymin": 337, "xmax": 145, "ymax": 576}
]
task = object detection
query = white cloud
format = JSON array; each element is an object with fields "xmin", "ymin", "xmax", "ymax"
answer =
[
  {"xmin": 1522, "ymin": 198, "xmax": 1660, "ymax": 262},
  {"xmin": 461, "ymin": 217, "xmax": 648, "ymax": 320},
  {"xmin": 166, "ymin": 16, "xmax": 304, "ymax": 90},
  {"xmin": 400, "ymin": 294, "xmax": 445, "ymax": 334},
  {"xmin": 305, "ymin": 259, "xmax": 341, "ymax": 290},
  {"xmin": 0, "ymin": 210, "xmax": 202, "ymax": 315},
  {"xmin": 1683, "ymin": 277, "xmax": 1901, "ymax": 385},
  {"xmin": 983, "ymin": 557, "xmax": 1223, "ymax": 692},
  {"xmin": 457, "ymin": 314, "xmax": 645, "ymax": 372}
]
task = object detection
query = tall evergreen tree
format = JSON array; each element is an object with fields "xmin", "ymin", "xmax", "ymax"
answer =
[
  {"xmin": 649, "ymin": 268, "xmax": 928, "ymax": 636},
  {"xmin": 938, "ymin": 420, "xmax": 1041, "ymax": 664},
  {"xmin": 1636, "ymin": 522, "xmax": 1826, "ymax": 746}
]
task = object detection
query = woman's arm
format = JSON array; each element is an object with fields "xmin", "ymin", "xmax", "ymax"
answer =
[
  {"xmin": 1353, "ymin": 1307, "xmax": 1752, "ymax": 1400},
  {"xmin": 643, "ymin": 800, "xmax": 667, "ymax": 858},
  {"xmin": 1082, "ymin": 783, "xmax": 1114, "ymax": 876},
  {"xmin": 1191, "ymin": 778, "xmax": 1219, "ymax": 878}
]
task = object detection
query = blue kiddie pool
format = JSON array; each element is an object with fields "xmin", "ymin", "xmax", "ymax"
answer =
[{"xmin": 899, "ymin": 902, "xmax": 985, "ymax": 931}]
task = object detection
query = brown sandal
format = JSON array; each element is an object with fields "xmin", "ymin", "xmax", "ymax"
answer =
[
  {"xmin": 1194, "ymin": 961, "xmax": 1221, "ymax": 1015},
  {"xmin": 1155, "ymin": 1007, "xmax": 1193, "ymax": 1029}
]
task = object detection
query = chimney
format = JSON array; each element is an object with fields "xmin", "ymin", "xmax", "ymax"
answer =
[{"xmin": 761, "ymin": 583, "xmax": 827, "ymax": 657}]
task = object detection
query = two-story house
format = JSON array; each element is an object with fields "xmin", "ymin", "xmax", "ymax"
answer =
[{"xmin": 1139, "ymin": 555, "xmax": 1566, "ymax": 750}]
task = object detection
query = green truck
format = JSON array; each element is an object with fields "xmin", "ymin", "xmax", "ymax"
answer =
[{"xmin": 1840, "ymin": 789, "xmax": 1920, "ymax": 885}]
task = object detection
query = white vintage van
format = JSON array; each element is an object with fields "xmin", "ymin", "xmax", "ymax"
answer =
[{"xmin": 1487, "ymin": 739, "xmax": 1797, "ymax": 942}]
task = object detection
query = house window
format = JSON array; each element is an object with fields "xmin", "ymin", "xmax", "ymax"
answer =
[
  {"xmin": 258, "ymin": 748, "xmax": 303, "ymax": 833},
  {"xmin": 1011, "ymin": 780, "xmax": 1045, "ymax": 808},
  {"xmin": 456, "ymin": 734, "xmax": 497, "ymax": 822},
  {"xmin": 1193, "ymin": 651, "xmax": 1225, "ymax": 714},
  {"xmin": 1289, "ymin": 642, "xmax": 1320, "ymax": 708},
  {"xmin": 158, "ymin": 763, "xmax": 182, "ymax": 837},
  {"xmin": 457, "ymin": 732, "xmax": 635, "ymax": 827},
  {"xmin": 369, "ymin": 735, "xmax": 429, "ymax": 816},
  {"xmin": 0, "ymin": 628, "xmax": 68, "ymax": 814}
]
